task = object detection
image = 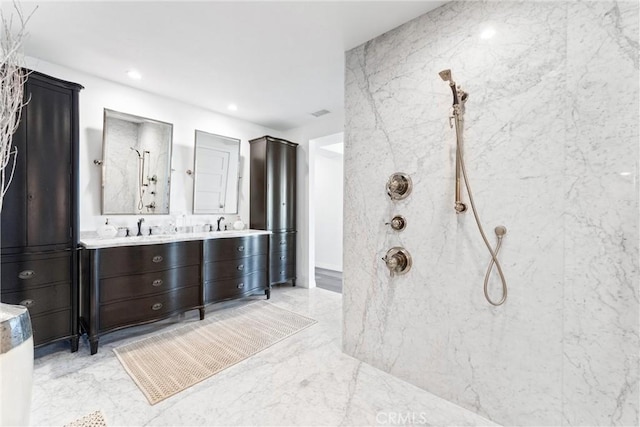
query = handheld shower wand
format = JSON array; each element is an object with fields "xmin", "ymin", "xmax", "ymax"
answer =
[{"xmin": 440, "ymin": 69, "xmax": 508, "ymax": 306}]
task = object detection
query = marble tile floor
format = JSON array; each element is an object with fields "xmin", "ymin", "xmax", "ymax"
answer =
[{"xmin": 31, "ymin": 287, "xmax": 497, "ymax": 427}]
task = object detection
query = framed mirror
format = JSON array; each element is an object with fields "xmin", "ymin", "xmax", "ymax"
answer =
[
  {"xmin": 101, "ymin": 109, "xmax": 173, "ymax": 214},
  {"xmin": 193, "ymin": 131, "xmax": 240, "ymax": 214}
]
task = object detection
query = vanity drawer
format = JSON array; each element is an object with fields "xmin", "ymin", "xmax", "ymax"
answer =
[
  {"xmin": 205, "ymin": 270, "xmax": 267, "ymax": 303},
  {"xmin": 270, "ymin": 262, "xmax": 296, "ymax": 285},
  {"xmin": 98, "ymin": 241, "xmax": 200, "ymax": 278},
  {"xmin": 269, "ymin": 231, "xmax": 295, "ymax": 252},
  {"xmin": 1, "ymin": 282, "xmax": 71, "ymax": 317},
  {"xmin": 99, "ymin": 265, "xmax": 200, "ymax": 303},
  {"xmin": 270, "ymin": 250, "xmax": 293, "ymax": 269},
  {"xmin": 204, "ymin": 234, "xmax": 268, "ymax": 262},
  {"xmin": 31, "ymin": 309, "xmax": 72, "ymax": 346},
  {"xmin": 1, "ymin": 251, "xmax": 71, "ymax": 291},
  {"xmin": 204, "ymin": 254, "xmax": 267, "ymax": 281},
  {"xmin": 99, "ymin": 285, "xmax": 200, "ymax": 331}
]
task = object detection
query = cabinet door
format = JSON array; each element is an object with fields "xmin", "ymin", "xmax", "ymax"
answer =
[
  {"xmin": 283, "ymin": 143, "xmax": 296, "ymax": 230},
  {"xmin": 26, "ymin": 82, "xmax": 72, "ymax": 248},
  {"xmin": 0, "ymin": 112, "xmax": 27, "ymax": 250},
  {"xmin": 267, "ymin": 142, "xmax": 296, "ymax": 231}
]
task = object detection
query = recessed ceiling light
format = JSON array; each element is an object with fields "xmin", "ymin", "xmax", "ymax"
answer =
[
  {"xmin": 227, "ymin": 104, "xmax": 238, "ymax": 111},
  {"xmin": 480, "ymin": 27, "xmax": 496, "ymax": 40},
  {"xmin": 127, "ymin": 70, "xmax": 142, "ymax": 80}
]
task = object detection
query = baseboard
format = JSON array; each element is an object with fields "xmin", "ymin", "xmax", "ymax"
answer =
[{"xmin": 315, "ymin": 266, "xmax": 343, "ymax": 279}]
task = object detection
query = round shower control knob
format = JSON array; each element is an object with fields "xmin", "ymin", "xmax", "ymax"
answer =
[
  {"xmin": 385, "ymin": 215, "xmax": 407, "ymax": 231},
  {"xmin": 383, "ymin": 247, "xmax": 412, "ymax": 277},
  {"xmin": 386, "ymin": 173, "xmax": 412, "ymax": 200}
]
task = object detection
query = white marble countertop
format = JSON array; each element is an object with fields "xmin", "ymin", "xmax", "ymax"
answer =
[{"xmin": 79, "ymin": 229, "xmax": 271, "ymax": 249}]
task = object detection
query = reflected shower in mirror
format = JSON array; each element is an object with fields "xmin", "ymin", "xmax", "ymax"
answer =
[
  {"xmin": 102, "ymin": 109, "xmax": 173, "ymax": 214},
  {"xmin": 193, "ymin": 131, "xmax": 240, "ymax": 214}
]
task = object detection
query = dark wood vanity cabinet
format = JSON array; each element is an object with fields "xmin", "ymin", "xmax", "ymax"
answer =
[
  {"xmin": 80, "ymin": 233, "xmax": 270, "ymax": 354},
  {"xmin": 81, "ymin": 241, "xmax": 203, "ymax": 354},
  {"xmin": 249, "ymin": 136, "xmax": 298, "ymax": 287},
  {"xmin": 203, "ymin": 234, "xmax": 269, "ymax": 301},
  {"xmin": 0, "ymin": 71, "xmax": 82, "ymax": 351}
]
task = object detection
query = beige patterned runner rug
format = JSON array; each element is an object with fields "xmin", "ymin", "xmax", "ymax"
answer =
[
  {"xmin": 114, "ymin": 301, "xmax": 317, "ymax": 405},
  {"xmin": 64, "ymin": 410, "xmax": 107, "ymax": 427}
]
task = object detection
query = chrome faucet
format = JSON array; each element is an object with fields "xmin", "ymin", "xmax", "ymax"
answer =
[
  {"xmin": 216, "ymin": 216, "xmax": 225, "ymax": 232},
  {"xmin": 137, "ymin": 218, "xmax": 145, "ymax": 236}
]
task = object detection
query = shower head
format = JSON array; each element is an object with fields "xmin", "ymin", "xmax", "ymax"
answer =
[
  {"xmin": 440, "ymin": 69, "xmax": 460, "ymax": 106},
  {"xmin": 439, "ymin": 69, "xmax": 452, "ymax": 84}
]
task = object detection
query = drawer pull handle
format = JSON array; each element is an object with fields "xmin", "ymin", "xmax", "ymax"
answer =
[
  {"xmin": 152, "ymin": 279, "xmax": 163, "ymax": 287},
  {"xmin": 237, "ymin": 283, "xmax": 244, "ymax": 289},
  {"xmin": 280, "ymin": 241, "xmax": 286, "ymax": 245},
  {"xmin": 237, "ymin": 264, "xmax": 244, "ymax": 271},
  {"xmin": 280, "ymin": 256, "xmax": 286, "ymax": 260},
  {"xmin": 18, "ymin": 270, "xmax": 35, "ymax": 280},
  {"xmin": 20, "ymin": 299, "xmax": 34, "ymax": 308},
  {"xmin": 152, "ymin": 303, "xmax": 163, "ymax": 311},
  {"xmin": 152, "ymin": 255, "xmax": 164, "ymax": 263},
  {"xmin": 237, "ymin": 245, "xmax": 244, "ymax": 252}
]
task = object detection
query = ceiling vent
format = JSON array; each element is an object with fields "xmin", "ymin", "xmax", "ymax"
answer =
[{"xmin": 310, "ymin": 109, "xmax": 330, "ymax": 118}]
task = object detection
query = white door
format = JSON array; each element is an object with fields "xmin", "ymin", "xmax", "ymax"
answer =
[{"xmin": 194, "ymin": 147, "xmax": 230, "ymax": 213}]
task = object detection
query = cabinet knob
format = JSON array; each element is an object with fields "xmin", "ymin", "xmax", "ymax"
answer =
[
  {"xmin": 152, "ymin": 279, "xmax": 163, "ymax": 287},
  {"xmin": 151, "ymin": 303, "xmax": 163, "ymax": 311},
  {"xmin": 280, "ymin": 241, "xmax": 286, "ymax": 245},
  {"xmin": 19, "ymin": 299, "xmax": 35, "ymax": 308},
  {"xmin": 237, "ymin": 283, "xmax": 244, "ymax": 289},
  {"xmin": 237, "ymin": 246, "xmax": 244, "ymax": 252},
  {"xmin": 152, "ymin": 255, "xmax": 164, "ymax": 263},
  {"xmin": 237, "ymin": 264, "xmax": 244, "ymax": 271},
  {"xmin": 280, "ymin": 255, "xmax": 286, "ymax": 260},
  {"xmin": 18, "ymin": 270, "xmax": 35, "ymax": 280}
]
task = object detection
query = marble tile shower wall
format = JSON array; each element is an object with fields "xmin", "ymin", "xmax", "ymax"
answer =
[
  {"xmin": 342, "ymin": 1, "xmax": 638, "ymax": 426},
  {"xmin": 103, "ymin": 118, "xmax": 139, "ymax": 213}
]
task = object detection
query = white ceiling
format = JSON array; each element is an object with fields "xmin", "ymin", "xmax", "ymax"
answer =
[{"xmin": 9, "ymin": 1, "xmax": 446, "ymax": 131}]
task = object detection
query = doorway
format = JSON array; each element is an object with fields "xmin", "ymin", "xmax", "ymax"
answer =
[{"xmin": 310, "ymin": 132, "xmax": 344, "ymax": 293}]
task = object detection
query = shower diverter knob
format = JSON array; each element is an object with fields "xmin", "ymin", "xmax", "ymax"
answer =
[
  {"xmin": 385, "ymin": 215, "xmax": 407, "ymax": 231},
  {"xmin": 383, "ymin": 247, "xmax": 412, "ymax": 277}
]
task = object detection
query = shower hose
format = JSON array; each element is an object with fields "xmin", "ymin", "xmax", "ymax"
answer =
[{"xmin": 454, "ymin": 124, "xmax": 508, "ymax": 306}]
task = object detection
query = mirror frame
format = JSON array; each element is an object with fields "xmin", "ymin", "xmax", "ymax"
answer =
[
  {"xmin": 192, "ymin": 130, "xmax": 241, "ymax": 215},
  {"xmin": 101, "ymin": 108, "xmax": 174, "ymax": 215}
]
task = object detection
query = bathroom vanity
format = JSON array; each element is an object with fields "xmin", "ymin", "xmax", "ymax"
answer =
[{"xmin": 79, "ymin": 230, "xmax": 270, "ymax": 354}]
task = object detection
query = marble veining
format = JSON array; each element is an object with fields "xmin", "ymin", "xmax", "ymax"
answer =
[
  {"xmin": 29, "ymin": 288, "xmax": 497, "ymax": 427},
  {"xmin": 344, "ymin": 1, "xmax": 638, "ymax": 426}
]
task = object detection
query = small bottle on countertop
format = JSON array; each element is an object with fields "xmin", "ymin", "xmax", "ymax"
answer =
[
  {"xmin": 97, "ymin": 218, "xmax": 118, "ymax": 239},
  {"xmin": 233, "ymin": 216, "xmax": 245, "ymax": 230}
]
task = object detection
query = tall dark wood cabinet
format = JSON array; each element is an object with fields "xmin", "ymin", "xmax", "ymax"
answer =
[
  {"xmin": 249, "ymin": 136, "xmax": 298, "ymax": 289},
  {"xmin": 1, "ymin": 71, "xmax": 82, "ymax": 351}
]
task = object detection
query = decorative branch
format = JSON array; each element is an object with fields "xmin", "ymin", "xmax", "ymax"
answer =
[{"xmin": 0, "ymin": 2, "xmax": 34, "ymax": 212}]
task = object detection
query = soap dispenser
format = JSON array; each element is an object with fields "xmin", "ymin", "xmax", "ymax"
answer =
[{"xmin": 97, "ymin": 218, "xmax": 118, "ymax": 239}]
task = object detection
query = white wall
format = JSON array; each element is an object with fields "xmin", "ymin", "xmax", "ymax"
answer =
[
  {"xmin": 313, "ymin": 148, "xmax": 343, "ymax": 271},
  {"xmin": 343, "ymin": 1, "xmax": 638, "ymax": 426},
  {"xmin": 25, "ymin": 57, "xmax": 284, "ymax": 233},
  {"xmin": 284, "ymin": 113, "xmax": 344, "ymax": 288}
]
